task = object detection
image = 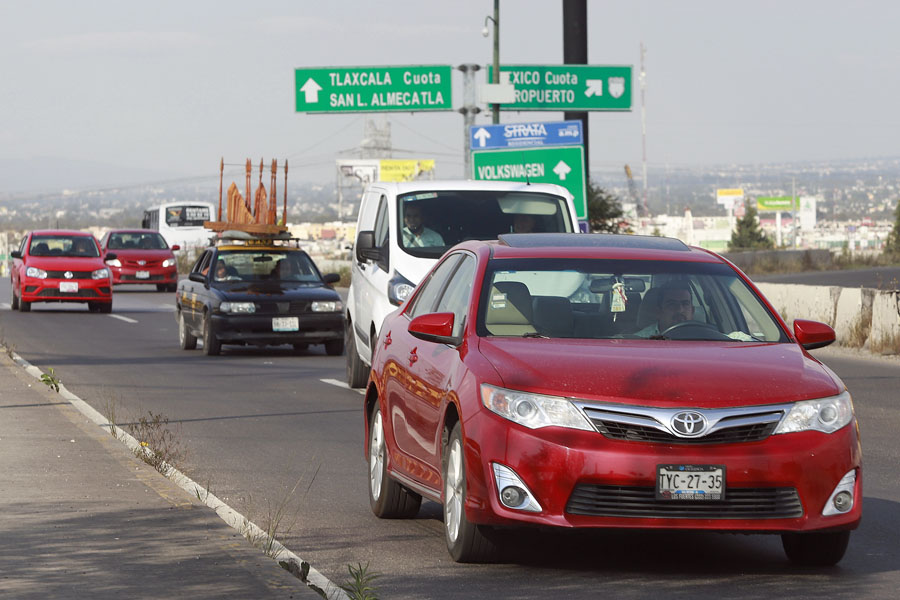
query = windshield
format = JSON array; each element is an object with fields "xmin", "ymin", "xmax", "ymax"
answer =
[
  {"xmin": 165, "ymin": 205, "xmax": 210, "ymax": 228},
  {"xmin": 478, "ymin": 258, "xmax": 788, "ymax": 343},
  {"xmin": 397, "ymin": 190, "xmax": 573, "ymax": 258},
  {"xmin": 107, "ymin": 232, "xmax": 169, "ymax": 250},
  {"xmin": 214, "ymin": 250, "xmax": 321, "ymax": 283},
  {"xmin": 29, "ymin": 235, "xmax": 99, "ymax": 258}
]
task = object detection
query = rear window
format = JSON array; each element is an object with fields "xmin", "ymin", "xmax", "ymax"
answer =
[{"xmin": 397, "ymin": 190, "xmax": 574, "ymax": 258}]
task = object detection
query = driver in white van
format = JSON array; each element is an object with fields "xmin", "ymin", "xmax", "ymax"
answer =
[{"xmin": 402, "ymin": 203, "xmax": 444, "ymax": 248}]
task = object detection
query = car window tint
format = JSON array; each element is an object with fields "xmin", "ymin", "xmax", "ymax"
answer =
[
  {"xmin": 408, "ymin": 254, "xmax": 463, "ymax": 319},
  {"xmin": 193, "ymin": 250, "xmax": 213, "ymax": 274},
  {"xmin": 29, "ymin": 235, "xmax": 99, "ymax": 257},
  {"xmin": 435, "ymin": 254, "xmax": 476, "ymax": 337},
  {"xmin": 374, "ymin": 196, "xmax": 389, "ymax": 248}
]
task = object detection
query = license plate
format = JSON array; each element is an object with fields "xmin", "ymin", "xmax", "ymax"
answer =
[
  {"xmin": 272, "ymin": 317, "xmax": 299, "ymax": 332},
  {"xmin": 136, "ymin": 270, "xmax": 150, "ymax": 279},
  {"xmin": 59, "ymin": 281, "xmax": 79, "ymax": 293},
  {"xmin": 656, "ymin": 465, "xmax": 725, "ymax": 500}
]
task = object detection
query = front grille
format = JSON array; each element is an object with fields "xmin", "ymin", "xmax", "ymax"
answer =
[
  {"xmin": 46, "ymin": 271, "xmax": 93, "ymax": 279},
  {"xmin": 255, "ymin": 301, "xmax": 310, "ymax": 315},
  {"xmin": 37, "ymin": 288, "xmax": 100, "ymax": 298},
  {"xmin": 121, "ymin": 274, "xmax": 165, "ymax": 281},
  {"xmin": 567, "ymin": 485, "xmax": 803, "ymax": 519},
  {"xmin": 123, "ymin": 260, "xmax": 161, "ymax": 267},
  {"xmin": 577, "ymin": 402, "xmax": 789, "ymax": 445}
]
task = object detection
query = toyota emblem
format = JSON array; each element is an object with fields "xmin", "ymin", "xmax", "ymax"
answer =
[
  {"xmin": 137, "ymin": 260, "xmax": 146, "ymax": 266},
  {"xmin": 671, "ymin": 411, "xmax": 707, "ymax": 437},
  {"xmin": 64, "ymin": 271, "xmax": 74, "ymax": 279}
]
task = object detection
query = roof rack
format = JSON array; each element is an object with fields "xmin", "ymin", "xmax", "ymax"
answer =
[{"xmin": 204, "ymin": 157, "xmax": 289, "ymax": 236}]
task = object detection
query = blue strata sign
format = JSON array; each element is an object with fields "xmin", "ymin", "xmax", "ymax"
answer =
[{"xmin": 469, "ymin": 120, "xmax": 583, "ymax": 150}]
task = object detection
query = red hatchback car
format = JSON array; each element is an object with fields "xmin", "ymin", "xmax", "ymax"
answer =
[
  {"xmin": 99, "ymin": 229, "xmax": 180, "ymax": 292},
  {"xmin": 10, "ymin": 230, "xmax": 114, "ymax": 312},
  {"xmin": 364, "ymin": 234, "xmax": 861, "ymax": 566}
]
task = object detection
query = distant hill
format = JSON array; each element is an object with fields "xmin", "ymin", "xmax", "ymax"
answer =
[{"xmin": 0, "ymin": 156, "xmax": 187, "ymax": 194}]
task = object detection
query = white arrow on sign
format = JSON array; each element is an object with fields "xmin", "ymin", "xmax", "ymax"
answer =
[
  {"xmin": 553, "ymin": 160, "xmax": 572, "ymax": 181},
  {"xmin": 473, "ymin": 127, "xmax": 491, "ymax": 148},
  {"xmin": 585, "ymin": 79, "xmax": 603, "ymax": 98},
  {"xmin": 300, "ymin": 78, "xmax": 323, "ymax": 104}
]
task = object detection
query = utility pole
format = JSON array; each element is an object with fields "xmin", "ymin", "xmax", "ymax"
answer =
[
  {"xmin": 640, "ymin": 42, "xmax": 648, "ymax": 217},
  {"xmin": 491, "ymin": 0, "xmax": 500, "ymax": 124},
  {"xmin": 563, "ymin": 0, "xmax": 589, "ymax": 178},
  {"xmin": 458, "ymin": 64, "xmax": 481, "ymax": 178}
]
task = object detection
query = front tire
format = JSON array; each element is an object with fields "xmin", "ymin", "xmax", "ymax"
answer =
[
  {"xmin": 782, "ymin": 531, "xmax": 850, "ymax": 566},
  {"xmin": 19, "ymin": 298, "xmax": 31, "ymax": 312},
  {"xmin": 368, "ymin": 406, "xmax": 421, "ymax": 518},
  {"xmin": 179, "ymin": 311, "xmax": 197, "ymax": 350},
  {"xmin": 10, "ymin": 288, "xmax": 19, "ymax": 310},
  {"xmin": 443, "ymin": 423, "xmax": 500, "ymax": 563},
  {"xmin": 202, "ymin": 313, "xmax": 221, "ymax": 356},
  {"xmin": 324, "ymin": 338, "xmax": 344, "ymax": 356},
  {"xmin": 346, "ymin": 325, "xmax": 369, "ymax": 388}
]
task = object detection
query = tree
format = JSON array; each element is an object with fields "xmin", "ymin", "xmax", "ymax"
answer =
[
  {"xmin": 728, "ymin": 201, "xmax": 774, "ymax": 251},
  {"xmin": 884, "ymin": 201, "xmax": 900, "ymax": 256},
  {"xmin": 586, "ymin": 179, "xmax": 625, "ymax": 233}
]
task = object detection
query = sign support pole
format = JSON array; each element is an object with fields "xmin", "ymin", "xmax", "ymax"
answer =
[{"xmin": 458, "ymin": 64, "xmax": 481, "ymax": 179}]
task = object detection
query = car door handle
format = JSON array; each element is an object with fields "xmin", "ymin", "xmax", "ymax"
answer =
[{"xmin": 408, "ymin": 347, "xmax": 418, "ymax": 366}]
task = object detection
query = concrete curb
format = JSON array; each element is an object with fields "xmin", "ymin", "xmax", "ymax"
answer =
[{"xmin": 9, "ymin": 349, "xmax": 349, "ymax": 600}]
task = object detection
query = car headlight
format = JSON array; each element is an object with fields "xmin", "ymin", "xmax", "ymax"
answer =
[
  {"xmin": 480, "ymin": 384, "xmax": 593, "ymax": 431},
  {"xmin": 26, "ymin": 266, "xmax": 48, "ymax": 279},
  {"xmin": 162, "ymin": 258, "xmax": 175, "ymax": 268},
  {"xmin": 311, "ymin": 300, "xmax": 343, "ymax": 312},
  {"xmin": 219, "ymin": 301, "xmax": 255, "ymax": 314},
  {"xmin": 92, "ymin": 268, "xmax": 110, "ymax": 280},
  {"xmin": 774, "ymin": 390, "xmax": 854, "ymax": 434},
  {"xmin": 106, "ymin": 258, "xmax": 122, "ymax": 267},
  {"xmin": 388, "ymin": 272, "xmax": 415, "ymax": 306}
]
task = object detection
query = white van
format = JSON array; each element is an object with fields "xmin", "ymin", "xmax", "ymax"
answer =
[{"xmin": 345, "ymin": 180, "xmax": 580, "ymax": 387}]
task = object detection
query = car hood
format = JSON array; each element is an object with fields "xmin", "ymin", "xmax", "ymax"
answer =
[
  {"xmin": 105, "ymin": 249, "xmax": 174, "ymax": 259},
  {"xmin": 477, "ymin": 338, "xmax": 842, "ymax": 408},
  {"xmin": 214, "ymin": 282, "xmax": 340, "ymax": 301},
  {"xmin": 25, "ymin": 256, "xmax": 107, "ymax": 270}
]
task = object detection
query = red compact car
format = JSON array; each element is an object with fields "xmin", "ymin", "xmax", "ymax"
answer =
[
  {"xmin": 99, "ymin": 229, "xmax": 180, "ymax": 292},
  {"xmin": 364, "ymin": 233, "xmax": 861, "ymax": 566},
  {"xmin": 10, "ymin": 230, "xmax": 114, "ymax": 313}
]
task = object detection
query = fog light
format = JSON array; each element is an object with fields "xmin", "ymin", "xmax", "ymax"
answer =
[
  {"xmin": 822, "ymin": 469, "xmax": 857, "ymax": 516},
  {"xmin": 832, "ymin": 491, "xmax": 853, "ymax": 513},
  {"xmin": 500, "ymin": 486, "xmax": 526, "ymax": 508},
  {"xmin": 491, "ymin": 463, "xmax": 542, "ymax": 513}
]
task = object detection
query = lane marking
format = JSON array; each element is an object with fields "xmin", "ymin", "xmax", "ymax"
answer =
[
  {"xmin": 320, "ymin": 378, "xmax": 365, "ymax": 395},
  {"xmin": 7, "ymin": 349, "xmax": 348, "ymax": 600},
  {"xmin": 109, "ymin": 314, "xmax": 138, "ymax": 324}
]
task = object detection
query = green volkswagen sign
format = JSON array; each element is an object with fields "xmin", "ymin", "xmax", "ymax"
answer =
[
  {"xmin": 295, "ymin": 65, "xmax": 453, "ymax": 113},
  {"xmin": 487, "ymin": 64, "xmax": 632, "ymax": 112},
  {"xmin": 472, "ymin": 146, "xmax": 587, "ymax": 219}
]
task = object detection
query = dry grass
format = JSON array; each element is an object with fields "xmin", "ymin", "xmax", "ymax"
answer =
[{"xmin": 125, "ymin": 410, "xmax": 188, "ymax": 476}]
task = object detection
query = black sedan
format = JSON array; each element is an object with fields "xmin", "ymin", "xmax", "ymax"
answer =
[{"xmin": 175, "ymin": 242, "xmax": 344, "ymax": 356}]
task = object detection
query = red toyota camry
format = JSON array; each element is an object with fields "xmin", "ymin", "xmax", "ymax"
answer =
[
  {"xmin": 99, "ymin": 229, "xmax": 180, "ymax": 292},
  {"xmin": 10, "ymin": 230, "xmax": 114, "ymax": 312},
  {"xmin": 364, "ymin": 233, "xmax": 861, "ymax": 566}
]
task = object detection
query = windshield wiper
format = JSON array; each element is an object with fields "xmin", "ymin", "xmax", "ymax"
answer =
[{"xmin": 521, "ymin": 332, "xmax": 550, "ymax": 339}]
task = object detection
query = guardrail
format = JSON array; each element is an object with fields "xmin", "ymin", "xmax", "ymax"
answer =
[{"xmin": 757, "ymin": 283, "xmax": 900, "ymax": 355}]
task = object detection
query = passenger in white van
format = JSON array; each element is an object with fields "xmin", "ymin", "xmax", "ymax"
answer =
[{"xmin": 401, "ymin": 204, "xmax": 444, "ymax": 248}]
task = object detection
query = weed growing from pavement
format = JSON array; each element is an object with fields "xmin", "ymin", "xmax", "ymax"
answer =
[
  {"xmin": 339, "ymin": 562, "xmax": 380, "ymax": 600},
  {"xmin": 39, "ymin": 367, "xmax": 61, "ymax": 393},
  {"xmin": 239, "ymin": 465, "xmax": 320, "ymax": 560},
  {"xmin": 125, "ymin": 410, "xmax": 187, "ymax": 476}
]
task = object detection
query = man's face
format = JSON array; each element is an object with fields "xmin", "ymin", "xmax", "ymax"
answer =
[
  {"xmin": 404, "ymin": 206, "xmax": 423, "ymax": 234},
  {"xmin": 658, "ymin": 289, "xmax": 694, "ymax": 331}
]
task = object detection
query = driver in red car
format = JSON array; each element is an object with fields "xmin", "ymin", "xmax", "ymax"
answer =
[{"xmin": 636, "ymin": 281, "xmax": 694, "ymax": 338}]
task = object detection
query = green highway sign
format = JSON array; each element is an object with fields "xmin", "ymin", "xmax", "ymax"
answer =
[
  {"xmin": 472, "ymin": 146, "xmax": 587, "ymax": 219},
  {"xmin": 295, "ymin": 65, "xmax": 453, "ymax": 113},
  {"xmin": 487, "ymin": 64, "xmax": 632, "ymax": 111},
  {"xmin": 757, "ymin": 196, "xmax": 798, "ymax": 211}
]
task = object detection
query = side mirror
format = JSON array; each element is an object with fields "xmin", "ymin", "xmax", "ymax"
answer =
[
  {"xmin": 409, "ymin": 312, "xmax": 458, "ymax": 345},
  {"xmin": 105, "ymin": 252, "xmax": 118, "ymax": 262},
  {"xmin": 171, "ymin": 244, "xmax": 181, "ymax": 251},
  {"xmin": 323, "ymin": 273, "xmax": 340, "ymax": 285},
  {"xmin": 10, "ymin": 250, "xmax": 22, "ymax": 259},
  {"xmin": 793, "ymin": 319, "xmax": 835, "ymax": 351},
  {"xmin": 188, "ymin": 272, "xmax": 206, "ymax": 284},
  {"xmin": 355, "ymin": 231, "xmax": 380, "ymax": 262}
]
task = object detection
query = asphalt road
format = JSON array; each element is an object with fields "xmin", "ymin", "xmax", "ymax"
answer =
[{"xmin": 1, "ymin": 279, "xmax": 899, "ymax": 599}]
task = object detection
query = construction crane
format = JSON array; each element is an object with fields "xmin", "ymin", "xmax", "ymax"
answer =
[{"xmin": 624, "ymin": 165, "xmax": 648, "ymax": 217}]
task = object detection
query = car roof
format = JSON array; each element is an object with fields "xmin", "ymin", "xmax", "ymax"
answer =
[
  {"xmin": 30, "ymin": 230, "xmax": 94, "ymax": 237},
  {"xmin": 106, "ymin": 229, "xmax": 162, "ymax": 234},
  {"xmin": 463, "ymin": 233, "xmax": 724, "ymax": 263},
  {"xmin": 215, "ymin": 244, "xmax": 307, "ymax": 253},
  {"xmin": 365, "ymin": 179, "xmax": 570, "ymax": 196}
]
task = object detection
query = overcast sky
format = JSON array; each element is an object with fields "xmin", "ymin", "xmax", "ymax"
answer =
[{"xmin": 1, "ymin": 0, "xmax": 898, "ymax": 187}]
